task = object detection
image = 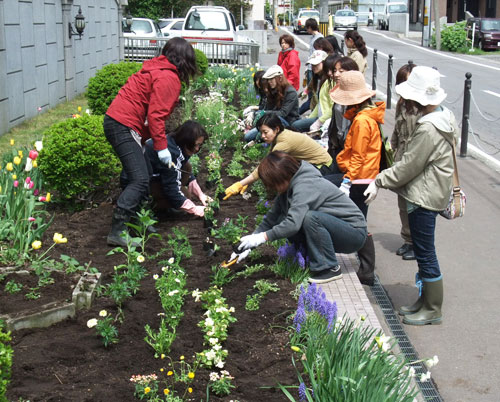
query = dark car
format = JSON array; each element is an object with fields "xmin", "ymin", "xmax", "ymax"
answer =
[{"xmin": 466, "ymin": 18, "xmax": 500, "ymax": 50}]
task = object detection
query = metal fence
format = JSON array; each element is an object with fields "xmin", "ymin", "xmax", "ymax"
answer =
[{"xmin": 122, "ymin": 36, "xmax": 260, "ymax": 66}]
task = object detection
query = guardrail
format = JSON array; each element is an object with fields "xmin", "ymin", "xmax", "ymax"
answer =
[{"xmin": 122, "ymin": 36, "xmax": 260, "ymax": 66}]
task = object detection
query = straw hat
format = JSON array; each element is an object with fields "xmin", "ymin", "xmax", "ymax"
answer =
[
  {"xmin": 329, "ymin": 70, "xmax": 376, "ymax": 105},
  {"xmin": 306, "ymin": 50, "xmax": 328, "ymax": 66},
  {"xmin": 263, "ymin": 65, "xmax": 284, "ymax": 79},
  {"xmin": 395, "ymin": 66, "xmax": 447, "ymax": 106}
]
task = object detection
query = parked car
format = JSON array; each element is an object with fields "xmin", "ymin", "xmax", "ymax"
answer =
[
  {"xmin": 158, "ymin": 18, "xmax": 184, "ymax": 38},
  {"xmin": 466, "ymin": 17, "xmax": 500, "ymax": 50},
  {"xmin": 379, "ymin": 2, "xmax": 407, "ymax": 31},
  {"xmin": 334, "ymin": 9, "xmax": 358, "ymax": 31},
  {"xmin": 292, "ymin": 8, "xmax": 320, "ymax": 34},
  {"xmin": 181, "ymin": 6, "xmax": 255, "ymax": 64},
  {"xmin": 122, "ymin": 17, "xmax": 162, "ymax": 61}
]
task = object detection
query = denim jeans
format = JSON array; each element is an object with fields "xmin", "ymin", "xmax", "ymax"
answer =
[
  {"xmin": 291, "ymin": 117, "xmax": 316, "ymax": 132},
  {"xmin": 408, "ymin": 207, "xmax": 441, "ymax": 279},
  {"xmin": 299, "ymin": 98, "xmax": 311, "ymax": 115},
  {"xmin": 104, "ymin": 115, "xmax": 150, "ymax": 215},
  {"xmin": 323, "ymin": 173, "xmax": 369, "ymax": 219},
  {"xmin": 290, "ymin": 210, "xmax": 367, "ymax": 271}
]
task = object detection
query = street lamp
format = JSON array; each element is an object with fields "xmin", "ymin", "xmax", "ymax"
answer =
[
  {"xmin": 125, "ymin": 10, "xmax": 133, "ymax": 32},
  {"xmin": 68, "ymin": 7, "xmax": 86, "ymax": 39}
]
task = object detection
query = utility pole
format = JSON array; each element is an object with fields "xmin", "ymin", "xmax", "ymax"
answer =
[
  {"xmin": 433, "ymin": 0, "xmax": 441, "ymax": 50},
  {"xmin": 319, "ymin": 0, "xmax": 328, "ymax": 36}
]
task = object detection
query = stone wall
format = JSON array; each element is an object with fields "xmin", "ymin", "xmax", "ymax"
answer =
[{"xmin": 0, "ymin": 0, "xmax": 126, "ymax": 136}]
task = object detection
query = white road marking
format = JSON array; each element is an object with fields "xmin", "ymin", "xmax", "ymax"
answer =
[{"xmin": 484, "ymin": 90, "xmax": 500, "ymax": 99}]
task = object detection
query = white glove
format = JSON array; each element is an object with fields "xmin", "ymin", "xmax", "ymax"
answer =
[
  {"xmin": 309, "ymin": 119, "xmax": 322, "ymax": 132},
  {"xmin": 238, "ymin": 232, "xmax": 267, "ymax": 251},
  {"xmin": 340, "ymin": 178, "xmax": 351, "ymax": 197},
  {"xmin": 244, "ymin": 112, "xmax": 255, "ymax": 127},
  {"xmin": 157, "ymin": 148, "xmax": 172, "ymax": 166},
  {"xmin": 243, "ymin": 105, "xmax": 259, "ymax": 116},
  {"xmin": 364, "ymin": 181, "xmax": 379, "ymax": 205},
  {"xmin": 230, "ymin": 249, "xmax": 251, "ymax": 263}
]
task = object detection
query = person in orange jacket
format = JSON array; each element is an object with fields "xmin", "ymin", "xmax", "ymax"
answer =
[
  {"xmin": 327, "ymin": 70, "xmax": 386, "ymax": 286},
  {"xmin": 277, "ymin": 34, "xmax": 301, "ymax": 91}
]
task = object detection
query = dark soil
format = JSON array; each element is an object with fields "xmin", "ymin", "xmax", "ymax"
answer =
[{"xmin": 5, "ymin": 150, "xmax": 299, "ymax": 402}]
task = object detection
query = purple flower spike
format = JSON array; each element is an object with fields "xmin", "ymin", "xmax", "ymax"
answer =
[{"xmin": 298, "ymin": 382, "xmax": 307, "ymax": 401}]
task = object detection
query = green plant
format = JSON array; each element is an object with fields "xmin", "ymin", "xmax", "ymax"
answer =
[
  {"xmin": 245, "ymin": 279, "xmax": 279, "ymax": 311},
  {"xmin": 226, "ymin": 158, "xmax": 246, "ymax": 178},
  {"xmin": 245, "ymin": 142, "xmax": 269, "ymax": 161},
  {"xmin": 210, "ymin": 264, "xmax": 234, "ymax": 287},
  {"xmin": 0, "ymin": 321, "xmax": 13, "ymax": 401},
  {"xmin": 38, "ymin": 114, "xmax": 121, "ymax": 205},
  {"xmin": 194, "ymin": 48, "xmax": 209, "ymax": 75},
  {"xmin": 86, "ymin": 61, "xmax": 142, "ymax": 115},
  {"xmin": 87, "ymin": 310, "xmax": 119, "ymax": 347},
  {"xmin": 25, "ymin": 288, "xmax": 41, "ymax": 300},
  {"xmin": 188, "ymin": 154, "xmax": 200, "ymax": 176},
  {"xmin": 166, "ymin": 227, "xmax": 192, "ymax": 261},
  {"xmin": 126, "ymin": 208, "xmax": 162, "ymax": 251},
  {"xmin": 211, "ymin": 215, "xmax": 248, "ymax": 245},
  {"xmin": 432, "ymin": 21, "xmax": 469, "ymax": 52},
  {"xmin": 208, "ymin": 370, "xmax": 235, "ymax": 397},
  {"xmin": 4, "ymin": 280, "xmax": 22, "ymax": 294}
]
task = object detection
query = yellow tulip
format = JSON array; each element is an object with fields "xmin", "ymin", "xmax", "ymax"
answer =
[
  {"xmin": 53, "ymin": 233, "xmax": 68, "ymax": 244},
  {"xmin": 13, "ymin": 156, "xmax": 21, "ymax": 165},
  {"xmin": 12, "ymin": 174, "xmax": 17, "ymax": 180},
  {"xmin": 144, "ymin": 387, "xmax": 151, "ymax": 394},
  {"xmin": 46, "ymin": 192, "xmax": 51, "ymax": 202},
  {"xmin": 10, "ymin": 139, "xmax": 14, "ymax": 146},
  {"xmin": 0, "ymin": 185, "xmax": 2, "ymax": 193},
  {"xmin": 167, "ymin": 371, "xmax": 173, "ymax": 376},
  {"xmin": 18, "ymin": 150, "xmax": 23, "ymax": 158},
  {"xmin": 291, "ymin": 346, "xmax": 301, "ymax": 352},
  {"xmin": 6, "ymin": 163, "xmax": 13, "ymax": 171},
  {"xmin": 188, "ymin": 387, "xmax": 193, "ymax": 393},
  {"xmin": 78, "ymin": 106, "xmax": 82, "ymax": 112},
  {"xmin": 33, "ymin": 160, "xmax": 38, "ymax": 168},
  {"xmin": 32, "ymin": 240, "xmax": 42, "ymax": 249}
]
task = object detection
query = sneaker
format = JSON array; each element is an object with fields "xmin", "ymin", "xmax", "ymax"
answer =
[
  {"xmin": 396, "ymin": 243, "xmax": 412, "ymax": 256},
  {"xmin": 402, "ymin": 246, "xmax": 416, "ymax": 261},
  {"xmin": 308, "ymin": 266, "xmax": 342, "ymax": 284}
]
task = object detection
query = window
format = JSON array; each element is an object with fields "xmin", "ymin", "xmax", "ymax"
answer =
[
  {"xmin": 336, "ymin": 10, "xmax": 355, "ymax": 17},
  {"xmin": 186, "ymin": 11, "xmax": 230, "ymax": 31},
  {"xmin": 172, "ymin": 21, "xmax": 183, "ymax": 30},
  {"xmin": 158, "ymin": 19, "xmax": 174, "ymax": 29},
  {"xmin": 481, "ymin": 20, "xmax": 500, "ymax": 31},
  {"xmin": 388, "ymin": 5, "xmax": 408, "ymax": 13},
  {"xmin": 131, "ymin": 20, "xmax": 153, "ymax": 34},
  {"xmin": 300, "ymin": 11, "xmax": 320, "ymax": 18}
]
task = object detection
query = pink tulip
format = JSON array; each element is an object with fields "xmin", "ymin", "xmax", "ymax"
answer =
[
  {"xmin": 33, "ymin": 189, "xmax": 39, "ymax": 196},
  {"xmin": 13, "ymin": 180, "xmax": 19, "ymax": 188},
  {"xmin": 25, "ymin": 177, "xmax": 31, "ymax": 184},
  {"xmin": 29, "ymin": 150, "xmax": 39, "ymax": 160},
  {"xmin": 28, "ymin": 217, "xmax": 36, "ymax": 222},
  {"xmin": 28, "ymin": 182, "xmax": 34, "ymax": 189},
  {"xmin": 39, "ymin": 196, "xmax": 46, "ymax": 202}
]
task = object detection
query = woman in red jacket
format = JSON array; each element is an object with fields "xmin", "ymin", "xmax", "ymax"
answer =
[
  {"xmin": 277, "ymin": 34, "xmax": 301, "ymax": 91},
  {"xmin": 104, "ymin": 37, "xmax": 198, "ymax": 247}
]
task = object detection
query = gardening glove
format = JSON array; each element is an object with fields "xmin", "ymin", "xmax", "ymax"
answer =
[
  {"xmin": 238, "ymin": 232, "xmax": 267, "ymax": 251},
  {"xmin": 364, "ymin": 181, "xmax": 379, "ymax": 205},
  {"xmin": 339, "ymin": 178, "xmax": 352, "ymax": 197},
  {"xmin": 157, "ymin": 148, "xmax": 172, "ymax": 166},
  {"xmin": 244, "ymin": 111, "xmax": 255, "ymax": 128},
  {"xmin": 188, "ymin": 180, "xmax": 211, "ymax": 206},
  {"xmin": 180, "ymin": 199, "xmax": 205, "ymax": 217},
  {"xmin": 230, "ymin": 249, "xmax": 251, "ymax": 263},
  {"xmin": 223, "ymin": 181, "xmax": 248, "ymax": 200},
  {"xmin": 309, "ymin": 119, "xmax": 322, "ymax": 132},
  {"xmin": 243, "ymin": 105, "xmax": 259, "ymax": 116}
]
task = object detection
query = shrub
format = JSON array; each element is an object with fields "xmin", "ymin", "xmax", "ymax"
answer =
[
  {"xmin": 432, "ymin": 21, "xmax": 469, "ymax": 52},
  {"xmin": 0, "ymin": 321, "xmax": 13, "ymax": 401},
  {"xmin": 194, "ymin": 48, "xmax": 209, "ymax": 75},
  {"xmin": 87, "ymin": 62, "xmax": 142, "ymax": 115},
  {"xmin": 38, "ymin": 115, "xmax": 121, "ymax": 205}
]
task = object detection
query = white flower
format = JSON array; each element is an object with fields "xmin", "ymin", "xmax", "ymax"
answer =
[
  {"xmin": 34, "ymin": 141, "xmax": 43, "ymax": 151},
  {"xmin": 426, "ymin": 355, "xmax": 439, "ymax": 368},
  {"xmin": 175, "ymin": 278, "xmax": 181, "ymax": 283},
  {"xmin": 24, "ymin": 158, "xmax": 33, "ymax": 172},
  {"xmin": 161, "ymin": 266, "xmax": 167, "ymax": 272},
  {"xmin": 207, "ymin": 330, "xmax": 215, "ymax": 336},
  {"xmin": 215, "ymin": 306, "xmax": 228, "ymax": 313},
  {"xmin": 168, "ymin": 257, "xmax": 175, "ymax": 264},
  {"xmin": 205, "ymin": 350, "xmax": 216, "ymax": 360},
  {"xmin": 136, "ymin": 255, "xmax": 145, "ymax": 263},
  {"xmin": 205, "ymin": 317, "xmax": 214, "ymax": 327},
  {"xmin": 153, "ymin": 274, "xmax": 159, "ymax": 280},
  {"xmin": 209, "ymin": 337, "xmax": 219, "ymax": 345},
  {"xmin": 192, "ymin": 289, "xmax": 202, "ymax": 302},
  {"xmin": 420, "ymin": 371, "xmax": 431, "ymax": 382},
  {"xmin": 168, "ymin": 289, "xmax": 179, "ymax": 296},
  {"xmin": 229, "ymin": 307, "xmax": 235, "ymax": 313},
  {"xmin": 209, "ymin": 372, "xmax": 219, "ymax": 381},
  {"xmin": 99, "ymin": 310, "xmax": 107, "ymax": 317},
  {"xmin": 216, "ymin": 360, "xmax": 225, "ymax": 368},
  {"xmin": 213, "ymin": 344, "xmax": 222, "ymax": 351},
  {"xmin": 407, "ymin": 366, "xmax": 416, "ymax": 377},
  {"xmin": 87, "ymin": 318, "xmax": 98, "ymax": 328},
  {"xmin": 215, "ymin": 299, "xmax": 222, "ymax": 305}
]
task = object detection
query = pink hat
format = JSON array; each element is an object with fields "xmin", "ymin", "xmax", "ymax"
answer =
[{"xmin": 329, "ymin": 70, "xmax": 375, "ymax": 105}]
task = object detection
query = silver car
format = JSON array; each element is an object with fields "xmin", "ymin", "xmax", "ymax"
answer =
[
  {"xmin": 334, "ymin": 9, "xmax": 358, "ymax": 31},
  {"xmin": 123, "ymin": 18, "xmax": 163, "ymax": 61}
]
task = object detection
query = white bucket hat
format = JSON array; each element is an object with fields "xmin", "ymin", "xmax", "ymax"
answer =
[
  {"xmin": 395, "ymin": 66, "xmax": 447, "ymax": 106},
  {"xmin": 306, "ymin": 50, "xmax": 328, "ymax": 66},
  {"xmin": 263, "ymin": 65, "xmax": 284, "ymax": 79}
]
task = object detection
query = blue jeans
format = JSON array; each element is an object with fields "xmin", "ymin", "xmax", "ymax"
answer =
[
  {"xmin": 104, "ymin": 115, "xmax": 150, "ymax": 215},
  {"xmin": 291, "ymin": 117, "xmax": 316, "ymax": 132},
  {"xmin": 290, "ymin": 210, "xmax": 367, "ymax": 272},
  {"xmin": 408, "ymin": 207, "xmax": 441, "ymax": 279},
  {"xmin": 299, "ymin": 98, "xmax": 311, "ymax": 115}
]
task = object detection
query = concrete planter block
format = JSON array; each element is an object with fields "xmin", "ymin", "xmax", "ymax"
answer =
[
  {"xmin": 2, "ymin": 301, "xmax": 76, "ymax": 332},
  {"xmin": 72, "ymin": 272, "xmax": 102, "ymax": 310}
]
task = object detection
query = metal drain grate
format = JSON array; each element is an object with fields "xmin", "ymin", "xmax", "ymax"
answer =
[{"xmin": 371, "ymin": 275, "xmax": 444, "ymax": 402}]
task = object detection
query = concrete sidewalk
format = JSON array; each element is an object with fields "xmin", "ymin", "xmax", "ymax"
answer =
[{"xmin": 258, "ymin": 27, "xmax": 500, "ymax": 402}]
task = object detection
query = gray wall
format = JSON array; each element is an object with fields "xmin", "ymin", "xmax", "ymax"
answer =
[{"xmin": 0, "ymin": 0, "xmax": 126, "ymax": 136}]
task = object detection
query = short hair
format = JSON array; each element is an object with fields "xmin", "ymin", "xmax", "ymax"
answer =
[
  {"xmin": 313, "ymin": 38, "xmax": 334, "ymax": 54},
  {"xmin": 170, "ymin": 120, "xmax": 208, "ymax": 154},
  {"xmin": 279, "ymin": 34, "xmax": 295, "ymax": 48},
  {"xmin": 305, "ymin": 18, "xmax": 319, "ymax": 31},
  {"xmin": 255, "ymin": 112, "xmax": 284, "ymax": 133},
  {"xmin": 335, "ymin": 56, "xmax": 359, "ymax": 72},
  {"xmin": 258, "ymin": 151, "xmax": 300, "ymax": 194}
]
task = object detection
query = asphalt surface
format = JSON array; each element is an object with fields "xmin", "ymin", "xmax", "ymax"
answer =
[{"xmin": 260, "ymin": 27, "xmax": 500, "ymax": 401}]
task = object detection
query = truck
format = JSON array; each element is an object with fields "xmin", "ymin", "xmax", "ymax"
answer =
[
  {"xmin": 292, "ymin": 8, "xmax": 320, "ymax": 34},
  {"xmin": 378, "ymin": 2, "xmax": 408, "ymax": 31}
]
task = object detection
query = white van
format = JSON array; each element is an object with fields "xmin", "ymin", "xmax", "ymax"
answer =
[{"xmin": 379, "ymin": 2, "xmax": 408, "ymax": 30}]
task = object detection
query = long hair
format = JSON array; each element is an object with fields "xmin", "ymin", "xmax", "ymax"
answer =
[
  {"xmin": 313, "ymin": 38, "xmax": 334, "ymax": 54},
  {"xmin": 267, "ymin": 75, "xmax": 292, "ymax": 109},
  {"xmin": 325, "ymin": 35, "xmax": 342, "ymax": 55},
  {"xmin": 170, "ymin": 120, "xmax": 208, "ymax": 154},
  {"xmin": 161, "ymin": 37, "xmax": 198, "ymax": 86},
  {"xmin": 344, "ymin": 30, "xmax": 368, "ymax": 58},
  {"xmin": 253, "ymin": 70, "xmax": 266, "ymax": 99},
  {"xmin": 395, "ymin": 63, "xmax": 418, "ymax": 116},
  {"xmin": 258, "ymin": 151, "xmax": 300, "ymax": 194},
  {"xmin": 322, "ymin": 54, "xmax": 342, "ymax": 87}
]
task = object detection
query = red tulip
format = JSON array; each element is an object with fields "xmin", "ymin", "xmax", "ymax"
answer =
[{"xmin": 29, "ymin": 150, "xmax": 39, "ymax": 160}]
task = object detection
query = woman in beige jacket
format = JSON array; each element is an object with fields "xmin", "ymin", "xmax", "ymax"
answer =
[{"xmin": 344, "ymin": 30, "xmax": 368, "ymax": 75}]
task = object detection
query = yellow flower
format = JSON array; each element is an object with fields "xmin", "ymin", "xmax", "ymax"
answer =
[
  {"xmin": 10, "ymin": 139, "xmax": 14, "ymax": 146},
  {"xmin": 163, "ymin": 388, "xmax": 170, "ymax": 395},
  {"xmin": 13, "ymin": 156, "xmax": 21, "ymax": 165},
  {"xmin": 46, "ymin": 192, "xmax": 51, "ymax": 202},
  {"xmin": 53, "ymin": 233, "xmax": 68, "ymax": 244},
  {"xmin": 252, "ymin": 72, "xmax": 255, "ymax": 78},
  {"xmin": 180, "ymin": 355, "xmax": 184, "ymax": 360},
  {"xmin": 291, "ymin": 346, "xmax": 301, "ymax": 353},
  {"xmin": 6, "ymin": 163, "xmax": 13, "ymax": 171},
  {"xmin": 18, "ymin": 150, "xmax": 23, "ymax": 158},
  {"xmin": 188, "ymin": 387, "xmax": 193, "ymax": 393},
  {"xmin": 0, "ymin": 185, "xmax": 2, "ymax": 193},
  {"xmin": 32, "ymin": 240, "xmax": 42, "ymax": 250},
  {"xmin": 188, "ymin": 372, "xmax": 195, "ymax": 379},
  {"xmin": 137, "ymin": 255, "xmax": 145, "ymax": 263},
  {"xmin": 12, "ymin": 174, "xmax": 17, "ymax": 180},
  {"xmin": 144, "ymin": 387, "xmax": 151, "ymax": 394},
  {"xmin": 33, "ymin": 160, "xmax": 38, "ymax": 168},
  {"xmin": 160, "ymin": 353, "xmax": 166, "ymax": 359},
  {"xmin": 250, "ymin": 67, "xmax": 254, "ymax": 71},
  {"xmin": 167, "ymin": 371, "xmax": 173, "ymax": 376},
  {"xmin": 160, "ymin": 368, "xmax": 164, "ymax": 372},
  {"xmin": 78, "ymin": 106, "xmax": 82, "ymax": 112}
]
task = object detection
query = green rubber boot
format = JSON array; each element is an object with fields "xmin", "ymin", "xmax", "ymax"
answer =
[
  {"xmin": 403, "ymin": 279, "xmax": 443, "ymax": 325},
  {"xmin": 399, "ymin": 296, "xmax": 423, "ymax": 316},
  {"xmin": 107, "ymin": 208, "xmax": 140, "ymax": 248}
]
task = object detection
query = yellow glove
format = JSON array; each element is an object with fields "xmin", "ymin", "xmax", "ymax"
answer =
[{"xmin": 223, "ymin": 182, "xmax": 248, "ymax": 200}]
